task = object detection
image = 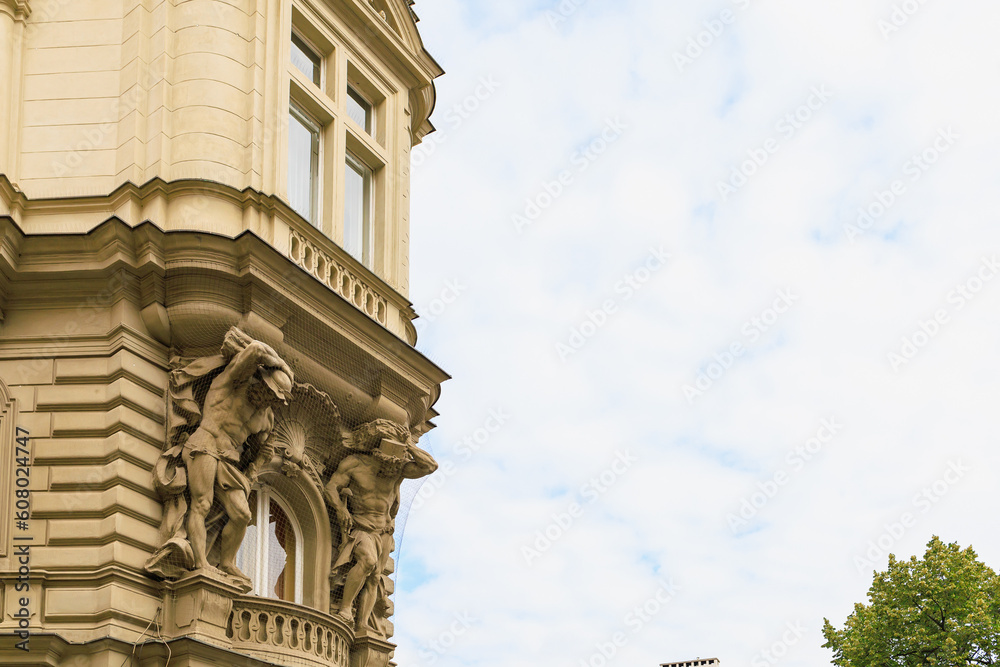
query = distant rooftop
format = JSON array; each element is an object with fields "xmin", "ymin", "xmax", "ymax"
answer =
[{"xmin": 662, "ymin": 660, "xmax": 720, "ymax": 667}]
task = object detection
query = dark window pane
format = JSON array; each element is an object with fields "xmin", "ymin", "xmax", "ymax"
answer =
[
  {"xmin": 291, "ymin": 33, "xmax": 320, "ymax": 85},
  {"xmin": 347, "ymin": 87, "xmax": 372, "ymax": 134}
]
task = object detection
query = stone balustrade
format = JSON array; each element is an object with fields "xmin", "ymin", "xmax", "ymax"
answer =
[
  {"xmin": 226, "ymin": 596, "xmax": 352, "ymax": 667},
  {"xmin": 289, "ymin": 229, "xmax": 391, "ymax": 327}
]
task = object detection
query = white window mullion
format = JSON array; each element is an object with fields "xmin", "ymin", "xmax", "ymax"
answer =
[
  {"xmin": 256, "ymin": 490, "xmax": 268, "ymax": 596},
  {"xmin": 295, "ymin": 536, "xmax": 304, "ymax": 605}
]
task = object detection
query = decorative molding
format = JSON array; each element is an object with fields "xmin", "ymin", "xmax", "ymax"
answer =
[
  {"xmin": 0, "ymin": 1, "xmax": 30, "ymax": 21},
  {"xmin": 410, "ymin": 84, "xmax": 438, "ymax": 146},
  {"xmin": 0, "ymin": 216, "xmax": 447, "ymax": 436},
  {"xmin": 270, "ymin": 382, "xmax": 345, "ymax": 488},
  {"xmin": 0, "ymin": 175, "xmax": 420, "ymax": 340}
]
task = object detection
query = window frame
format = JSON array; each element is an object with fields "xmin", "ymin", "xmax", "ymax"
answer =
[
  {"xmin": 290, "ymin": 31, "xmax": 322, "ymax": 87},
  {"xmin": 344, "ymin": 151, "xmax": 374, "ymax": 267},
  {"xmin": 288, "ymin": 102, "xmax": 322, "ymax": 227},
  {"xmin": 236, "ymin": 487, "xmax": 305, "ymax": 606},
  {"xmin": 346, "ymin": 85, "xmax": 374, "ymax": 136}
]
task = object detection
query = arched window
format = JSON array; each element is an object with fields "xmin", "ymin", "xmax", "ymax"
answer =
[{"xmin": 235, "ymin": 488, "xmax": 304, "ymax": 605}]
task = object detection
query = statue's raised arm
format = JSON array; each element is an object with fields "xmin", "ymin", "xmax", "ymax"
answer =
[
  {"xmin": 221, "ymin": 332, "xmax": 293, "ymax": 389},
  {"xmin": 145, "ymin": 327, "xmax": 294, "ymax": 586},
  {"xmin": 324, "ymin": 420, "xmax": 438, "ymax": 636},
  {"xmin": 402, "ymin": 443, "xmax": 438, "ymax": 479}
]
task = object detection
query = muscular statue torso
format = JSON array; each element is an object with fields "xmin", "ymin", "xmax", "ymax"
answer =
[
  {"xmin": 325, "ymin": 437, "xmax": 437, "ymax": 629},
  {"xmin": 186, "ymin": 371, "xmax": 274, "ymax": 461},
  {"xmin": 335, "ymin": 455, "xmax": 401, "ymax": 531},
  {"xmin": 146, "ymin": 328, "xmax": 293, "ymax": 582}
]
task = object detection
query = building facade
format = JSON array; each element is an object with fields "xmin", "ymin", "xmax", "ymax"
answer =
[{"xmin": 0, "ymin": 0, "xmax": 445, "ymax": 665}]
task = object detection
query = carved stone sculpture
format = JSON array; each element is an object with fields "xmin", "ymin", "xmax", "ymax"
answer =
[
  {"xmin": 146, "ymin": 327, "xmax": 294, "ymax": 585},
  {"xmin": 324, "ymin": 419, "xmax": 438, "ymax": 634},
  {"xmin": 268, "ymin": 381, "xmax": 344, "ymax": 487}
]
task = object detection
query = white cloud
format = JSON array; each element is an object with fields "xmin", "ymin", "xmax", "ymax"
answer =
[{"xmin": 398, "ymin": 0, "xmax": 1000, "ymax": 665}]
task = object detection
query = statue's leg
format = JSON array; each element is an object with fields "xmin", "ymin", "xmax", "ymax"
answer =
[
  {"xmin": 338, "ymin": 534, "xmax": 377, "ymax": 621},
  {"xmin": 356, "ymin": 532, "xmax": 392, "ymax": 631},
  {"xmin": 355, "ymin": 574, "xmax": 379, "ymax": 631},
  {"xmin": 217, "ymin": 486, "xmax": 252, "ymax": 580},
  {"xmin": 183, "ymin": 450, "xmax": 218, "ymax": 571}
]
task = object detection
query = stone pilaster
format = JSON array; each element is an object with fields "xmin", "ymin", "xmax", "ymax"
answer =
[
  {"xmin": 351, "ymin": 631, "xmax": 396, "ymax": 667},
  {"xmin": 0, "ymin": 0, "xmax": 28, "ymax": 179},
  {"xmin": 160, "ymin": 573, "xmax": 244, "ymax": 647}
]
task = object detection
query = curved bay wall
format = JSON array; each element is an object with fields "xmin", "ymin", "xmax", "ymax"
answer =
[
  {"xmin": 11, "ymin": 0, "xmax": 266, "ymax": 203},
  {"xmin": 158, "ymin": 0, "xmax": 260, "ymax": 190}
]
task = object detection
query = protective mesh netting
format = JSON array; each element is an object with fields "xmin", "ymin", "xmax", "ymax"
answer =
[
  {"xmin": 390, "ymin": 474, "xmax": 431, "ymax": 592},
  {"xmin": 159, "ymin": 271, "xmax": 443, "ymax": 618}
]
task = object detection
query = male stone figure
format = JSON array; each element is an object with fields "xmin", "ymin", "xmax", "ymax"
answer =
[
  {"xmin": 184, "ymin": 330, "xmax": 293, "ymax": 580},
  {"xmin": 146, "ymin": 327, "xmax": 293, "ymax": 582},
  {"xmin": 324, "ymin": 422, "xmax": 437, "ymax": 631}
]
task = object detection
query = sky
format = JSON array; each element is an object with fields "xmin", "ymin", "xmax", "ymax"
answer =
[{"xmin": 392, "ymin": 1, "xmax": 1000, "ymax": 665}]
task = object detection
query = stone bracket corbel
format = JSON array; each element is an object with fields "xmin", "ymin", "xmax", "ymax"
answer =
[
  {"xmin": 238, "ymin": 282, "xmax": 291, "ymax": 347},
  {"xmin": 160, "ymin": 572, "xmax": 245, "ymax": 646},
  {"xmin": 140, "ymin": 272, "xmax": 170, "ymax": 345},
  {"xmin": 351, "ymin": 632, "xmax": 396, "ymax": 667}
]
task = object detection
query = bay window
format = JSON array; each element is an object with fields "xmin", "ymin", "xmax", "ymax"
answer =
[{"xmin": 286, "ymin": 10, "xmax": 390, "ymax": 274}]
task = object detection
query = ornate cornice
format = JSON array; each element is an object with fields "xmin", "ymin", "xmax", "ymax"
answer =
[
  {"xmin": 0, "ymin": 0, "xmax": 30, "ymax": 21},
  {"xmin": 304, "ymin": 0, "xmax": 442, "ymax": 141},
  {"xmin": 0, "ymin": 216, "xmax": 448, "ymax": 431},
  {"xmin": 0, "ymin": 174, "xmax": 415, "ymax": 337}
]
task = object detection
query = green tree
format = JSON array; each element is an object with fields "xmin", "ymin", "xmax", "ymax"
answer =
[{"xmin": 823, "ymin": 536, "xmax": 1000, "ymax": 666}]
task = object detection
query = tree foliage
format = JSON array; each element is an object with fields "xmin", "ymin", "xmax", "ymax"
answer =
[{"xmin": 823, "ymin": 536, "xmax": 1000, "ymax": 666}]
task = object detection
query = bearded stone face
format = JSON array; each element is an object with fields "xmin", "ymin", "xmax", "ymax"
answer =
[
  {"xmin": 371, "ymin": 449, "xmax": 409, "ymax": 478},
  {"xmin": 247, "ymin": 376, "xmax": 277, "ymax": 408},
  {"xmin": 249, "ymin": 369, "xmax": 293, "ymax": 407},
  {"xmin": 263, "ymin": 368, "xmax": 293, "ymax": 403}
]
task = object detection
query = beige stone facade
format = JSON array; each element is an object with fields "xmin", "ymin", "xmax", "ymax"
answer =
[{"xmin": 0, "ymin": 1, "xmax": 445, "ymax": 665}]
